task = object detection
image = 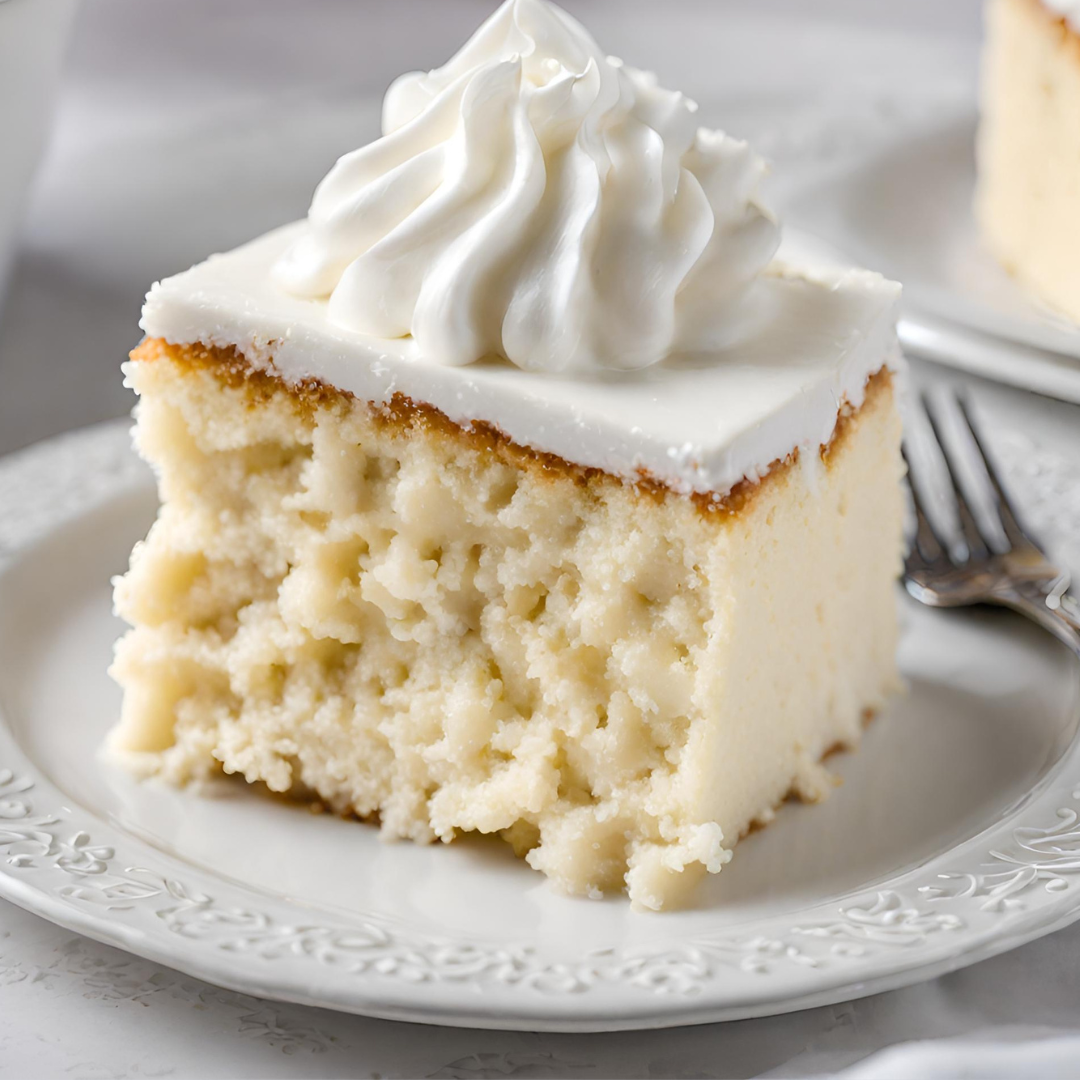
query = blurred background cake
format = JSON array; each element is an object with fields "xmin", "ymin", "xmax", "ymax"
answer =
[{"xmin": 977, "ymin": 0, "xmax": 1080, "ymax": 321}]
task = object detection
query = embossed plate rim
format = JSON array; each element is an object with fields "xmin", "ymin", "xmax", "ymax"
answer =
[{"xmin": 3, "ymin": 418, "xmax": 1080, "ymax": 1031}]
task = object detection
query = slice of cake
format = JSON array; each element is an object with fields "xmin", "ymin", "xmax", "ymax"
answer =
[
  {"xmin": 977, "ymin": 0, "xmax": 1080, "ymax": 321},
  {"xmin": 110, "ymin": 0, "xmax": 905, "ymax": 911}
]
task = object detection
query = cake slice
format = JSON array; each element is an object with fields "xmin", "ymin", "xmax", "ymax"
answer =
[
  {"xmin": 110, "ymin": 0, "xmax": 905, "ymax": 911},
  {"xmin": 977, "ymin": 0, "xmax": 1080, "ymax": 321}
]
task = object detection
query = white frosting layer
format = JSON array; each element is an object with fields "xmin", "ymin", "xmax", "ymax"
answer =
[
  {"xmin": 1042, "ymin": 0, "xmax": 1080, "ymax": 31},
  {"xmin": 273, "ymin": 0, "xmax": 777, "ymax": 374},
  {"xmin": 141, "ymin": 223, "xmax": 901, "ymax": 496}
]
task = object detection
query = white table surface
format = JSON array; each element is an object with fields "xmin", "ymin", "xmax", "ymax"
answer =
[{"xmin": 4, "ymin": 2, "xmax": 1080, "ymax": 1077}]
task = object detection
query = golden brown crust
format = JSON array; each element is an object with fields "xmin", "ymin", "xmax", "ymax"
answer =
[
  {"xmin": 1027, "ymin": 0, "xmax": 1080, "ymax": 50},
  {"xmin": 128, "ymin": 337, "xmax": 892, "ymax": 518}
]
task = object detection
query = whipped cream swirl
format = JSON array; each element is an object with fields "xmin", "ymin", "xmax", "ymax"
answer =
[{"xmin": 274, "ymin": 0, "xmax": 779, "ymax": 373}]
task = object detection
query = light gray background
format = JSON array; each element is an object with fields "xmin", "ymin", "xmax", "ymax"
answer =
[{"xmin": 11, "ymin": 3, "xmax": 1080, "ymax": 1079}]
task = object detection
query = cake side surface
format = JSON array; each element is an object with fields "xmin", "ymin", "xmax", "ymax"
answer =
[
  {"xmin": 110, "ymin": 340, "xmax": 903, "ymax": 911},
  {"xmin": 977, "ymin": 0, "xmax": 1080, "ymax": 321}
]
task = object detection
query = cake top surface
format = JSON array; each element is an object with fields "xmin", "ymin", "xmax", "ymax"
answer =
[{"xmin": 141, "ymin": 223, "xmax": 900, "ymax": 496}]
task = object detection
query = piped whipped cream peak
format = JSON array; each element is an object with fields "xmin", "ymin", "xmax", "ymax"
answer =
[{"xmin": 273, "ymin": 0, "xmax": 779, "ymax": 373}]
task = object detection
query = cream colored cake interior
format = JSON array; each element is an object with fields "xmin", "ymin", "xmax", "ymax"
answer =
[
  {"xmin": 111, "ymin": 341, "xmax": 904, "ymax": 911},
  {"xmin": 977, "ymin": 0, "xmax": 1080, "ymax": 321}
]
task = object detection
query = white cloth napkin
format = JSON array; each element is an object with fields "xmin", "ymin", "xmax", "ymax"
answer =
[{"xmin": 761, "ymin": 1027, "xmax": 1080, "ymax": 1078}]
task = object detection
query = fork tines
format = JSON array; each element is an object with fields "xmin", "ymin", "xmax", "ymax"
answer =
[{"xmin": 903, "ymin": 389, "xmax": 1039, "ymax": 568}]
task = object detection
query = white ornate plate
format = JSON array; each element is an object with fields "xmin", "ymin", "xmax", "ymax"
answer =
[
  {"xmin": 786, "ymin": 112, "xmax": 1080, "ymax": 402},
  {"xmin": 2, "ymin": 394, "xmax": 1080, "ymax": 1032}
]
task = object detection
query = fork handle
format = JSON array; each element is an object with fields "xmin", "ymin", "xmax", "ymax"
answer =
[{"xmin": 999, "ymin": 585, "xmax": 1080, "ymax": 661}]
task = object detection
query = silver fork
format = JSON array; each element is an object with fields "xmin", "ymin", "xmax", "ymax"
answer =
[{"xmin": 903, "ymin": 391, "xmax": 1080, "ymax": 659}]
